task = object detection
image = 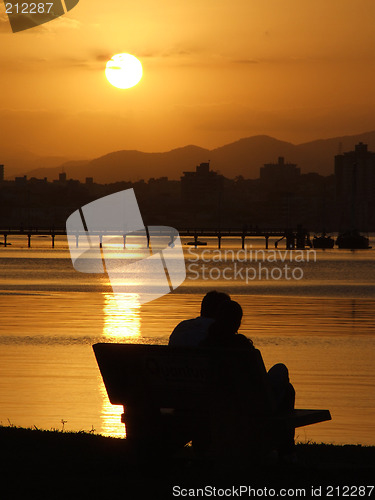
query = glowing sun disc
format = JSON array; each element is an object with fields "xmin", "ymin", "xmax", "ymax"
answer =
[{"xmin": 105, "ymin": 53, "xmax": 143, "ymax": 89}]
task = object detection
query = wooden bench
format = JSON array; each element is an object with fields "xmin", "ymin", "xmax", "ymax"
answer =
[{"xmin": 93, "ymin": 343, "xmax": 331, "ymax": 459}]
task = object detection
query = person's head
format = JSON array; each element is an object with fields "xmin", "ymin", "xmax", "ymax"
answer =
[
  {"xmin": 215, "ymin": 300, "xmax": 243, "ymax": 335},
  {"xmin": 200, "ymin": 291, "xmax": 231, "ymax": 318}
]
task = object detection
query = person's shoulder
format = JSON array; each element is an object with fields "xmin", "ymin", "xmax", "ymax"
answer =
[
  {"xmin": 169, "ymin": 316, "xmax": 212, "ymax": 346},
  {"xmin": 173, "ymin": 318, "xmax": 194, "ymax": 329},
  {"xmin": 171, "ymin": 317, "xmax": 202, "ymax": 332},
  {"xmin": 168, "ymin": 319, "xmax": 192, "ymax": 345}
]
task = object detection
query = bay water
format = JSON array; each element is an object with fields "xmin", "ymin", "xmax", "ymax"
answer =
[{"xmin": 0, "ymin": 234, "xmax": 374, "ymax": 445}]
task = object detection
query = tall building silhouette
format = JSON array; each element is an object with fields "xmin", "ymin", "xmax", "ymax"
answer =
[
  {"xmin": 59, "ymin": 172, "xmax": 67, "ymax": 183},
  {"xmin": 181, "ymin": 162, "xmax": 223, "ymax": 203},
  {"xmin": 335, "ymin": 142, "xmax": 375, "ymax": 230},
  {"xmin": 260, "ymin": 157, "xmax": 300, "ymax": 185}
]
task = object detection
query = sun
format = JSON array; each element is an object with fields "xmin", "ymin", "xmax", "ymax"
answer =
[{"xmin": 105, "ymin": 53, "xmax": 143, "ymax": 89}]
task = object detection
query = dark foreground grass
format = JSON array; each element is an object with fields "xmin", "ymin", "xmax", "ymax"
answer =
[{"xmin": 0, "ymin": 425, "xmax": 374, "ymax": 499}]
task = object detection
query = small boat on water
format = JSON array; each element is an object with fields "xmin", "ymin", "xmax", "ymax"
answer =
[
  {"xmin": 335, "ymin": 230, "xmax": 371, "ymax": 249},
  {"xmin": 312, "ymin": 233, "xmax": 334, "ymax": 249}
]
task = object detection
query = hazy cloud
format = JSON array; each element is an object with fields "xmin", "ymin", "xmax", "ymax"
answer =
[
  {"xmin": 38, "ymin": 15, "xmax": 81, "ymax": 32},
  {"xmin": 133, "ymin": 44, "xmax": 203, "ymax": 59},
  {"xmin": 234, "ymin": 59, "xmax": 260, "ymax": 65},
  {"xmin": 96, "ymin": 53, "xmax": 112, "ymax": 62}
]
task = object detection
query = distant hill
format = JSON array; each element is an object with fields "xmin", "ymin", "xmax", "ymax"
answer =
[
  {"xmin": 24, "ymin": 145, "xmax": 210, "ymax": 183},
  {"xmin": 11, "ymin": 130, "xmax": 375, "ymax": 182},
  {"xmin": 208, "ymin": 132, "xmax": 375, "ymax": 178},
  {"xmin": 294, "ymin": 130, "xmax": 375, "ymax": 175},
  {"xmin": 0, "ymin": 147, "xmax": 73, "ymax": 179}
]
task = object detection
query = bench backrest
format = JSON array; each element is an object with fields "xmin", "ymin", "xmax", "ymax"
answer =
[{"xmin": 93, "ymin": 343, "xmax": 275, "ymax": 414}]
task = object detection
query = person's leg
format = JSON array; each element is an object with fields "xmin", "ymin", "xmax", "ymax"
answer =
[
  {"xmin": 267, "ymin": 363, "xmax": 290, "ymax": 407},
  {"xmin": 267, "ymin": 363, "xmax": 296, "ymax": 456}
]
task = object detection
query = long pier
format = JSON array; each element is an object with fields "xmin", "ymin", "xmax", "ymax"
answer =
[
  {"xmin": 0, "ymin": 228, "xmax": 66, "ymax": 248},
  {"xmin": 178, "ymin": 227, "xmax": 309, "ymax": 249},
  {"xmin": 0, "ymin": 226, "xmax": 310, "ymax": 249}
]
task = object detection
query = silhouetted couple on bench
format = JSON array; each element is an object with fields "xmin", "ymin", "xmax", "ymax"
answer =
[
  {"xmin": 169, "ymin": 291, "xmax": 296, "ymax": 461},
  {"xmin": 93, "ymin": 291, "xmax": 330, "ymax": 462}
]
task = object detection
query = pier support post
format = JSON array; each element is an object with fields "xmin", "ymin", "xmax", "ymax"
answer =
[
  {"xmin": 296, "ymin": 224, "xmax": 305, "ymax": 249},
  {"xmin": 75, "ymin": 235, "xmax": 79, "ymax": 248},
  {"xmin": 99, "ymin": 234, "xmax": 103, "ymax": 249},
  {"xmin": 145, "ymin": 226, "xmax": 150, "ymax": 248},
  {"xmin": 265, "ymin": 235, "xmax": 269, "ymax": 249},
  {"xmin": 3, "ymin": 234, "xmax": 7, "ymax": 247},
  {"xmin": 194, "ymin": 232, "xmax": 198, "ymax": 248},
  {"xmin": 241, "ymin": 227, "xmax": 247, "ymax": 250},
  {"xmin": 27, "ymin": 234, "xmax": 31, "ymax": 248},
  {"xmin": 218, "ymin": 234, "xmax": 221, "ymax": 249},
  {"xmin": 51, "ymin": 233, "xmax": 55, "ymax": 248},
  {"xmin": 286, "ymin": 232, "xmax": 295, "ymax": 249},
  {"xmin": 123, "ymin": 235, "xmax": 126, "ymax": 249}
]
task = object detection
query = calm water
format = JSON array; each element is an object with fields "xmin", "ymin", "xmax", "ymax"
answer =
[{"xmin": 0, "ymin": 234, "xmax": 374, "ymax": 445}]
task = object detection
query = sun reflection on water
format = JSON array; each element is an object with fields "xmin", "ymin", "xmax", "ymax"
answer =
[
  {"xmin": 100, "ymin": 292, "xmax": 141, "ymax": 437},
  {"xmin": 99, "ymin": 383, "xmax": 125, "ymax": 438},
  {"xmin": 102, "ymin": 292, "xmax": 141, "ymax": 339}
]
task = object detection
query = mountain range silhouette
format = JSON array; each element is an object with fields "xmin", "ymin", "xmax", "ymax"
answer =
[{"xmin": 3, "ymin": 130, "xmax": 375, "ymax": 182}]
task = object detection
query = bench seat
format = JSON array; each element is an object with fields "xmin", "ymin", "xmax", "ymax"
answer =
[{"xmin": 93, "ymin": 342, "xmax": 331, "ymax": 456}]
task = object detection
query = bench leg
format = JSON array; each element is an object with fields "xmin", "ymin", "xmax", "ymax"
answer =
[{"xmin": 123, "ymin": 405, "xmax": 192, "ymax": 456}]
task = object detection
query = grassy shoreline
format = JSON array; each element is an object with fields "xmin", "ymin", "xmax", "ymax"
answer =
[{"xmin": 1, "ymin": 425, "xmax": 374, "ymax": 498}]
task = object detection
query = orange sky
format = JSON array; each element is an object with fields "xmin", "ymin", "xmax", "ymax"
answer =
[{"xmin": 1, "ymin": 0, "xmax": 375, "ymax": 158}]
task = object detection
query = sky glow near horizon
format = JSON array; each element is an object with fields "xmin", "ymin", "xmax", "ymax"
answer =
[{"xmin": 0, "ymin": 0, "xmax": 375, "ymax": 158}]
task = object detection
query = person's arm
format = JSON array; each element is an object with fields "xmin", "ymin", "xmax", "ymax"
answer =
[{"xmin": 234, "ymin": 333, "xmax": 255, "ymax": 349}]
